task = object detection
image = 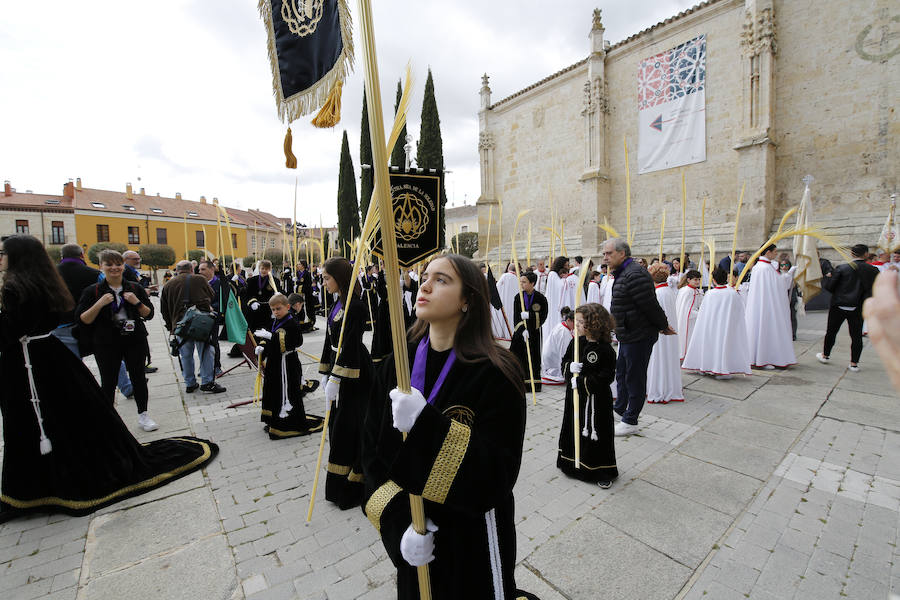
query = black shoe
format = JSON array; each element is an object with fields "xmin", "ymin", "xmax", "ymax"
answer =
[
  {"xmin": 200, "ymin": 382, "xmax": 227, "ymax": 394},
  {"xmin": 145, "ymin": 365, "xmax": 159, "ymax": 373},
  {"xmin": 302, "ymin": 379, "xmax": 320, "ymax": 394},
  {"xmin": 186, "ymin": 383, "xmax": 199, "ymax": 393},
  {"xmin": 598, "ymin": 480, "xmax": 613, "ymax": 489}
]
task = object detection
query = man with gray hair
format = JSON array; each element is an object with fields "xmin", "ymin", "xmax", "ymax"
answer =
[
  {"xmin": 603, "ymin": 238, "xmax": 674, "ymax": 436},
  {"xmin": 161, "ymin": 260, "xmax": 226, "ymax": 393}
]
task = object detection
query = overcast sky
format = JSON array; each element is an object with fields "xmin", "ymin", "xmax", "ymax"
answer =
[{"xmin": 1, "ymin": 0, "xmax": 697, "ymax": 226}]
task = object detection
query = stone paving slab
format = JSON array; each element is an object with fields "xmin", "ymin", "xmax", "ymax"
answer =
[{"xmin": 4, "ymin": 303, "xmax": 900, "ymax": 600}]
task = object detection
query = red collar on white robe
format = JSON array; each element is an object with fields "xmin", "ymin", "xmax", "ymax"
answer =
[{"xmin": 655, "ymin": 283, "xmax": 668, "ymax": 289}]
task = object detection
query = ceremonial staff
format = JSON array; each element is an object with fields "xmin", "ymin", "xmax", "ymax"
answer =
[
  {"xmin": 183, "ymin": 212, "xmax": 189, "ymax": 261},
  {"xmin": 356, "ymin": 1, "xmax": 433, "ymax": 595},
  {"xmin": 680, "ymin": 171, "xmax": 687, "ymax": 276},
  {"xmin": 699, "ymin": 196, "xmax": 706, "ymax": 283},
  {"xmin": 570, "ymin": 255, "xmax": 593, "ymax": 469},
  {"xmin": 729, "ymin": 183, "xmax": 745, "ymax": 286},
  {"xmin": 510, "ymin": 211, "xmax": 537, "ymax": 405},
  {"xmin": 624, "ymin": 137, "xmax": 633, "ymax": 245},
  {"xmin": 658, "ymin": 208, "xmax": 666, "ymax": 263}
]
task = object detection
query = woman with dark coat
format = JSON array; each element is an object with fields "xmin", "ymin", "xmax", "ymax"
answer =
[{"xmin": 0, "ymin": 235, "xmax": 217, "ymax": 521}]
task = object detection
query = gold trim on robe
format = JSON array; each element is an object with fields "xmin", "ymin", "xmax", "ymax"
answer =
[
  {"xmin": 365, "ymin": 480, "xmax": 402, "ymax": 532},
  {"xmin": 422, "ymin": 421, "xmax": 471, "ymax": 504}
]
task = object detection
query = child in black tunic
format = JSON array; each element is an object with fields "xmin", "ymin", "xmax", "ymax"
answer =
[
  {"xmin": 557, "ymin": 302, "xmax": 618, "ymax": 488},
  {"xmin": 254, "ymin": 294, "xmax": 323, "ymax": 440}
]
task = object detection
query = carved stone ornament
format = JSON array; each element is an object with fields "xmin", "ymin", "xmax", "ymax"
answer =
[
  {"xmin": 741, "ymin": 7, "xmax": 777, "ymax": 55},
  {"xmin": 478, "ymin": 132, "xmax": 494, "ymax": 151},
  {"xmin": 592, "ymin": 8, "xmax": 603, "ymax": 31},
  {"xmin": 581, "ymin": 80, "xmax": 593, "ymax": 116},
  {"xmin": 592, "ymin": 79, "xmax": 608, "ymax": 114}
]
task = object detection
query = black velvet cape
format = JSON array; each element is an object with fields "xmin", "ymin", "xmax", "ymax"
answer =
[
  {"xmin": 318, "ymin": 296, "xmax": 374, "ymax": 509},
  {"xmin": 0, "ymin": 293, "xmax": 218, "ymax": 521}
]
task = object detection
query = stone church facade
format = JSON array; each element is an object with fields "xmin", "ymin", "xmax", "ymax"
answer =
[{"xmin": 476, "ymin": 0, "xmax": 899, "ymax": 261}]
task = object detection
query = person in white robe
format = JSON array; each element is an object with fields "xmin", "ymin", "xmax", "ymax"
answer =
[
  {"xmin": 598, "ymin": 270, "xmax": 614, "ymax": 313},
  {"xmin": 541, "ymin": 257, "xmax": 569, "ymax": 341},
  {"xmin": 496, "ymin": 264, "xmax": 520, "ymax": 332},
  {"xmin": 745, "ymin": 245, "xmax": 797, "ymax": 369},
  {"xmin": 586, "ymin": 278, "xmax": 601, "ymax": 304},
  {"xmin": 682, "ymin": 267, "xmax": 752, "ymax": 378},
  {"xmin": 541, "ymin": 306, "xmax": 574, "ymax": 385},
  {"xmin": 646, "ymin": 265, "xmax": 684, "ymax": 403},
  {"xmin": 485, "ymin": 269, "xmax": 512, "ymax": 340},
  {"xmin": 560, "ymin": 271, "xmax": 578, "ymax": 312},
  {"xmin": 534, "ymin": 260, "xmax": 550, "ymax": 294},
  {"xmin": 675, "ymin": 269, "xmax": 704, "ymax": 360}
]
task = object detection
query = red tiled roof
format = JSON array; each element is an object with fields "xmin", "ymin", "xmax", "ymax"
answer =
[{"xmin": 0, "ymin": 190, "xmax": 74, "ymax": 211}]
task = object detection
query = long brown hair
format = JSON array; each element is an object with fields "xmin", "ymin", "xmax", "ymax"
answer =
[
  {"xmin": 323, "ymin": 256, "xmax": 353, "ymax": 307},
  {"xmin": 1, "ymin": 234, "xmax": 74, "ymax": 313},
  {"xmin": 576, "ymin": 303, "xmax": 614, "ymax": 344},
  {"xmin": 408, "ymin": 254, "xmax": 525, "ymax": 395}
]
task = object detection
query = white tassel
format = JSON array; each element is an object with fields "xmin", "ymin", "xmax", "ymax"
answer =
[
  {"xmin": 20, "ymin": 334, "xmax": 53, "ymax": 456},
  {"xmin": 590, "ymin": 395, "xmax": 598, "ymax": 441},
  {"xmin": 581, "ymin": 390, "xmax": 591, "ymax": 438},
  {"xmin": 278, "ymin": 355, "xmax": 292, "ymax": 419}
]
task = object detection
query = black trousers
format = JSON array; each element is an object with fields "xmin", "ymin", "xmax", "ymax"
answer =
[
  {"xmin": 614, "ymin": 337, "xmax": 656, "ymax": 426},
  {"xmin": 823, "ymin": 306, "xmax": 864, "ymax": 364},
  {"xmin": 94, "ymin": 337, "xmax": 149, "ymax": 413}
]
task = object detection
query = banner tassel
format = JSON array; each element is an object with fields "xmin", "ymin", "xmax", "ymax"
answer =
[
  {"xmin": 311, "ymin": 80, "xmax": 343, "ymax": 128},
  {"xmin": 284, "ymin": 127, "xmax": 298, "ymax": 169}
]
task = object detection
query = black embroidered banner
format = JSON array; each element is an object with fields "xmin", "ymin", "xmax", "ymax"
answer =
[
  {"xmin": 259, "ymin": 0, "xmax": 353, "ymax": 123},
  {"xmin": 371, "ymin": 171, "xmax": 443, "ymax": 268}
]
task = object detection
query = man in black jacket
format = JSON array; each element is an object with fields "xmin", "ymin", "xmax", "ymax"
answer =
[
  {"xmin": 817, "ymin": 244, "xmax": 879, "ymax": 372},
  {"xmin": 604, "ymin": 238, "xmax": 674, "ymax": 435},
  {"xmin": 54, "ymin": 243, "xmax": 101, "ymax": 357}
]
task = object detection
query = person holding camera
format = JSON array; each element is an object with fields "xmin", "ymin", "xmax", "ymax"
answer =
[
  {"xmin": 161, "ymin": 261, "xmax": 227, "ymax": 395},
  {"xmin": 76, "ymin": 250, "xmax": 157, "ymax": 431}
]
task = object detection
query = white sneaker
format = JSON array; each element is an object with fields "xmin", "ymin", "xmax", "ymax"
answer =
[
  {"xmin": 714, "ymin": 374, "xmax": 733, "ymax": 380},
  {"xmin": 848, "ymin": 364, "xmax": 860, "ymax": 373},
  {"xmin": 762, "ymin": 365, "xmax": 776, "ymax": 370},
  {"xmin": 816, "ymin": 353, "xmax": 830, "ymax": 364},
  {"xmin": 614, "ymin": 421, "xmax": 639, "ymax": 436},
  {"xmin": 138, "ymin": 412, "xmax": 158, "ymax": 432}
]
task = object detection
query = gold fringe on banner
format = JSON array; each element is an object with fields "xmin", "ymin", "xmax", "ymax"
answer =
[
  {"xmin": 311, "ymin": 80, "xmax": 343, "ymax": 128},
  {"xmin": 284, "ymin": 127, "xmax": 298, "ymax": 168},
  {"xmin": 258, "ymin": 0, "xmax": 354, "ymax": 124}
]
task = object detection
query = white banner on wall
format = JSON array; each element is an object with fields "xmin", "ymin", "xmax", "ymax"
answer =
[{"xmin": 637, "ymin": 34, "xmax": 707, "ymax": 174}]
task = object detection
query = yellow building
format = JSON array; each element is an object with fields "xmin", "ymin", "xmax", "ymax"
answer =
[{"xmin": 69, "ymin": 179, "xmax": 290, "ymax": 267}]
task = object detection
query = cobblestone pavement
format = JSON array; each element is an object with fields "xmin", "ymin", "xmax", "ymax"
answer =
[{"xmin": 1, "ymin": 301, "xmax": 898, "ymax": 600}]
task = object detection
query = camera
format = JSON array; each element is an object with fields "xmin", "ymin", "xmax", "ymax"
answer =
[{"xmin": 170, "ymin": 337, "xmax": 180, "ymax": 357}]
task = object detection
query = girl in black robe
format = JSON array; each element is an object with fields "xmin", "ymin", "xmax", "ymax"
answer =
[
  {"xmin": 557, "ymin": 302, "xmax": 618, "ymax": 487},
  {"xmin": 363, "ymin": 254, "xmax": 539, "ymax": 600},
  {"xmin": 0, "ymin": 235, "xmax": 218, "ymax": 521},
  {"xmin": 318, "ymin": 257, "xmax": 375, "ymax": 509},
  {"xmin": 508, "ymin": 271, "xmax": 548, "ymax": 393},
  {"xmin": 255, "ymin": 294, "xmax": 324, "ymax": 440},
  {"xmin": 241, "ymin": 260, "xmax": 281, "ymax": 333}
]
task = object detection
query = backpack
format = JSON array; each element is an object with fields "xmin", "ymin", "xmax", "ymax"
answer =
[{"xmin": 173, "ymin": 277, "xmax": 216, "ymax": 342}]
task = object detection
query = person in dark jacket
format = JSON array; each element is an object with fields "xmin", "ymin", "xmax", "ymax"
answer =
[
  {"xmin": 603, "ymin": 238, "xmax": 674, "ymax": 436},
  {"xmin": 54, "ymin": 243, "xmax": 100, "ymax": 358},
  {"xmin": 160, "ymin": 261, "xmax": 226, "ymax": 394},
  {"xmin": 76, "ymin": 250, "xmax": 157, "ymax": 431},
  {"xmin": 817, "ymin": 244, "xmax": 880, "ymax": 372}
]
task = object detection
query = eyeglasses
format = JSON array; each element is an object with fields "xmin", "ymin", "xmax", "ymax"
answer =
[{"xmin": 0, "ymin": 251, "xmax": 7, "ymax": 256}]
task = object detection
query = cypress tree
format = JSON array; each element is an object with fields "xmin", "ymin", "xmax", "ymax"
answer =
[
  {"xmin": 359, "ymin": 89, "xmax": 374, "ymax": 222},
  {"xmin": 336, "ymin": 130, "xmax": 360, "ymax": 252},
  {"xmin": 390, "ymin": 79, "xmax": 408, "ymax": 168},
  {"xmin": 416, "ymin": 68, "xmax": 448, "ymax": 247}
]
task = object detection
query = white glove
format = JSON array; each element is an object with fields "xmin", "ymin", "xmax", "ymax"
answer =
[
  {"xmin": 321, "ymin": 374, "xmax": 329, "ymax": 390},
  {"xmin": 231, "ymin": 274, "xmax": 240, "ymax": 283},
  {"xmin": 400, "ymin": 519, "xmax": 438, "ymax": 567},
  {"xmin": 253, "ymin": 329, "xmax": 272, "ymax": 340},
  {"xmin": 389, "ymin": 387, "xmax": 427, "ymax": 433},
  {"xmin": 522, "ymin": 330, "xmax": 530, "ymax": 341},
  {"xmin": 254, "ymin": 345, "xmax": 265, "ymax": 356},
  {"xmin": 250, "ymin": 301, "xmax": 260, "ymax": 311},
  {"xmin": 569, "ymin": 362, "xmax": 583, "ymax": 374},
  {"xmin": 571, "ymin": 377, "xmax": 579, "ymax": 389},
  {"xmin": 325, "ymin": 377, "xmax": 341, "ymax": 408},
  {"xmin": 520, "ymin": 311, "xmax": 529, "ymax": 321}
]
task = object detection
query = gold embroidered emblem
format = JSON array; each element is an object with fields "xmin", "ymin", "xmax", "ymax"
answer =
[
  {"xmin": 334, "ymin": 309, "xmax": 344, "ymax": 321},
  {"xmin": 586, "ymin": 350, "xmax": 599, "ymax": 364},
  {"xmin": 281, "ymin": 0, "xmax": 324, "ymax": 37},
  {"xmin": 394, "ymin": 192, "xmax": 430, "ymax": 241},
  {"xmin": 532, "ymin": 303, "xmax": 541, "ymax": 312},
  {"xmin": 442, "ymin": 405, "xmax": 475, "ymax": 427}
]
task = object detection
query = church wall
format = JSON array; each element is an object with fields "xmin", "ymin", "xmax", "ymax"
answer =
[
  {"xmin": 773, "ymin": 0, "xmax": 899, "ymax": 225},
  {"xmin": 603, "ymin": 0, "xmax": 745, "ymax": 256},
  {"xmin": 484, "ymin": 65, "xmax": 588, "ymax": 255}
]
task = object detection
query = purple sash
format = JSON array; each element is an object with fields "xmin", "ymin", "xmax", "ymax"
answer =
[
  {"xmin": 271, "ymin": 316, "xmax": 290, "ymax": 332},
  {"xmin": 328, "ymin": 300, "xmax": 343, "ymax": 327},
  {"xmin": 410, "ymin": 335, "xmax": 457, "ymax": 406},
  {"xmin": 524, "ymin": 291, "xmax": 534, "ymax": 311}
]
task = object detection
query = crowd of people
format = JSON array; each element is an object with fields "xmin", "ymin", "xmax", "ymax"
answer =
[{"xmin": 2, "ymin": 232, "xmax": 898, "ymax": 599}]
